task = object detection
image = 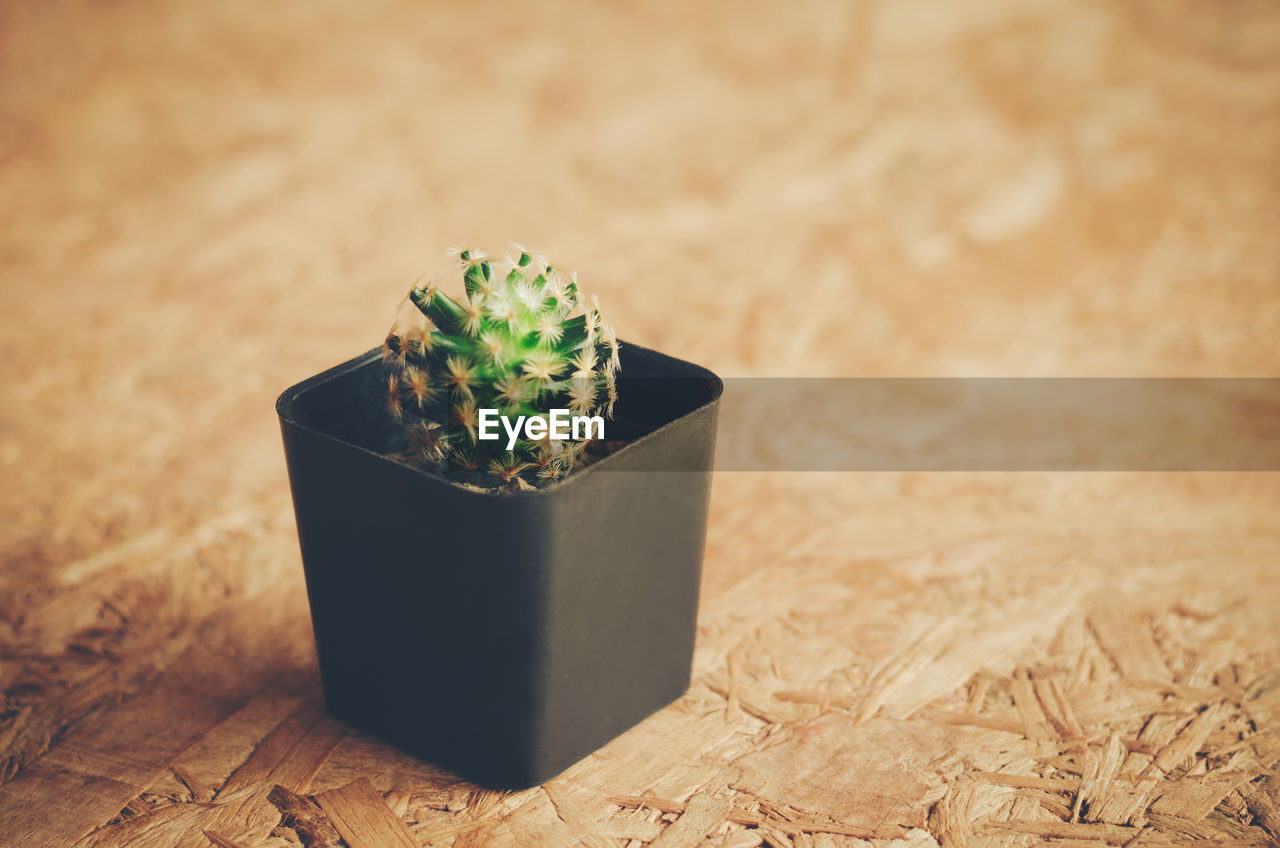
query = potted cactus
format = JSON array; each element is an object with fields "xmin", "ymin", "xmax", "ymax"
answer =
[{"xmin": 277, "ymin": 246, "xmax": 722, "ymax": 789}]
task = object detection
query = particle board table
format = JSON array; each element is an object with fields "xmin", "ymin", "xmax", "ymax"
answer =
[{"xmin": 1, "ymin": 2, "xmax": 1278, "ymax": 846}]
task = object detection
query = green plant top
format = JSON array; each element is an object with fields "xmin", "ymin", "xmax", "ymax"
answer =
[{"xmin": 384, "ymin": 246, "xmax": 619, "ymax": 489}]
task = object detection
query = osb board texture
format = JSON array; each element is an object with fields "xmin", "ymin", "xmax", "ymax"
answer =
[{"xmin": 1, "ymin": 0, "xmax": 1278, "ymax": 846}]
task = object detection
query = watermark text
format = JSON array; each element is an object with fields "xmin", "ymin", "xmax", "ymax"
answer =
[{"xmin": 478, "ymin": 408, "xmax": 605, "ymax": 450}]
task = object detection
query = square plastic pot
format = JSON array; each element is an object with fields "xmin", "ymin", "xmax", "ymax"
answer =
[{"xmin": 276, "ymin": 341, "xmax": 722, "ymax": 788}]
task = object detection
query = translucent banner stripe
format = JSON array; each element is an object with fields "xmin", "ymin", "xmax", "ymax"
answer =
[{"xmin": 615, "ymin": 378, "xmax": 1280, "ymax": 471}]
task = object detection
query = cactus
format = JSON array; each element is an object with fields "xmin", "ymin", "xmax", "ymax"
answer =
[{"xmin": 383, "ymin": 246, "xmax": 620, "ymax": 489}]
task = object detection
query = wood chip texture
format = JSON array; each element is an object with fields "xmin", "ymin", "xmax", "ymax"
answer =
[{"xmin": 1, "ymin": 1, "xmax": 1278, "ymax": 847}]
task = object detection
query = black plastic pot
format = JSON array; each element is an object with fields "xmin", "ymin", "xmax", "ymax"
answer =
[{"xmin": 276, "ymin": 342, "xmax": 722, "ymax": 788}]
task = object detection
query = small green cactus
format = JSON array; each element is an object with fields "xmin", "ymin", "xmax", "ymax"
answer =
[{"xmin": 383, "ymin": 246, "xmax": 620, "ymax": 488}]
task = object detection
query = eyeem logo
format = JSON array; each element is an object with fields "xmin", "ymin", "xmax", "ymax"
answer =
[{"xmin": 478, "ymin": 408, "xmax": 605, "ymax": 451}]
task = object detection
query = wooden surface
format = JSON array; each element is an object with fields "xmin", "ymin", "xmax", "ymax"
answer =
[{"xmin": 2, "ymin": 1, "xmax": 1279, "ymax": 846}]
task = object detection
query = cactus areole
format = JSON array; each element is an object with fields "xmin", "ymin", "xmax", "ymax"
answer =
[{"xmin": 383, "ymin": 246, "xmax": 620, "ymax": 489}]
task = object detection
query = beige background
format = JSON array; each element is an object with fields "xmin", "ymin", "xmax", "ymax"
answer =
[{"xmin": 1, "ymin": 1, "xmax": 1278, "ymax": 846}]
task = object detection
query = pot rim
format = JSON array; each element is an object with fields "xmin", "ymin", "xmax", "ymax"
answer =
[{"xmin": 277, "ymin": 339, "xmax": 723, "ymax": 499}]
